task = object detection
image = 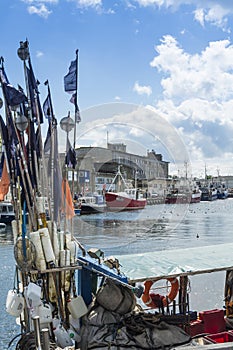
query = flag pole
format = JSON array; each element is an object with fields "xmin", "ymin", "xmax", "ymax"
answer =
[
  {"xmin": 71, "ymin": 49, "xmax": 79, "ymax": 237},
  {"xmin": 44, "ymin": 80, "xmax": 54, "ymax": 223},
  {"xmin": 73, "ymin": 49, "xmax": 79, "ymax": 149}
]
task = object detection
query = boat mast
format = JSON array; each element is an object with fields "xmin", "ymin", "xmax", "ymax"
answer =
[{"xmin": 108, "ymin": 165, "xmax": 128, "ymax": 191}]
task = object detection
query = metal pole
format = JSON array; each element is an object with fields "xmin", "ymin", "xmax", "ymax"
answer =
[
  {"xmin": 33, "ymin": 316, "xmax": 42, "ymax": 350},
  {"xmin": 41, "ymin": 328, "xmax": 50, "ymax": 350}
]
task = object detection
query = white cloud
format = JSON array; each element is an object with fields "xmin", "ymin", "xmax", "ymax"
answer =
[
  {"xmin": 20, "ymin": 0, "xmax": 233, "ymax": 29},
  {"xmin": 149, "ymin": 34, "xmax": 233, "ymax": 175},
  {"xmin": 205, "ymin": 5, "xmax": 229, "ymax": 31},
  {"xmin": 194, "ymin": 5, "xmax": 230, "ymax": 32},
  {"xmin": 36, "ymin": 51, "xmax": 44, "ymax": 58},
  {"xmin": 132, "ymin": 0, "xmax": 233, "ymax": 31},
  {"xmin": 194, "ymin": 8, "xmax": 205, "ymax": 27},
  {"xmin": 67, "ymin": 0, "xmax": 102, "ymax": 8},
  {"xmin": 27, "ymin": 4, "xmax": 52, "ymax": 18},
  {"xmin": 133, "ymin": 81, "xmax": 152, "ymax": 96},
  {"xmin": 22, "ymin": 0, "xmax": 58, "ymax": 3},
  {"xmin": 21, "ymin": 0, "xmax": 58, "ymax": 18},
  {"xmin": 151, "ymin": 36, "xmax": 233, "ymax": 107}
]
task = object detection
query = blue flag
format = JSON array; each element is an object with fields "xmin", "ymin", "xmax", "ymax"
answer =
[
  {"xmin": 65, "ymin": 138, "xmax": 77, "ymax": 169},
  {"xmin": 27, "ymin": 58, "xmax": 43, "ymax": 124},
  {"xmin": 70, "ymin": 92, "xmax": 81, "ymax": 123},
  {"xmin": 43, "ymin": 94, "xmax": 52, "ymax": 121},
  {"xmin": 0, "ymin": 66, "xmax": 27, "ymax": 107},
  {"xmin": 43, "ymin": 86, "xmax": 56, "ymax": 153},
  {"xmin": 64, "ymin": 59, "xmax": 77, "ymax": 92},
  {"xmin": 2, "ymin": 82, "xmax": 27, "ymax": 107}
]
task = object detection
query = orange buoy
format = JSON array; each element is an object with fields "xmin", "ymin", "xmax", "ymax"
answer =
[{"xmin": 142, "ymin": 277, "xmax": 179, "ymax": 309}]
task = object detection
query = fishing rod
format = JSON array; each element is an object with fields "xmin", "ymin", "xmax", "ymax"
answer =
[{"xmin": 0, "ymin": 64, "xmax": 36, "ymax": 231}]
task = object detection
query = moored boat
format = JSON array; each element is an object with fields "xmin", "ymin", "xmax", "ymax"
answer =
[
  {"xmin": 165, "ymin": 191, "xmax": 190, "ymax": 204},
  {"xmin": 105, "ymin": 188, "xmax": 147, "ymax": 210},
  {"xmin": 0, "ymin": 201, "xmax": 15, "ymax": 224},
  {"xmin": 191, "ymin": 187, "xmax": 202, "ymax": 203},
  {"xmin": 200, "ymin": 185, "xmax": 218, "ymax": 201},
  {"xmin": 217, "ymin": 183, "xmax": 228, "ymax": 199},
  {"xmin": 165, "ymin": 186, "xmax": 202, "ymax": 204},
  {"xmin": 74, "ymin": 193, "xmax": 106, "ymax": 214},
  {"xmin": 105, "ymin": 166, "xmax": 147, "ymax": 211}
]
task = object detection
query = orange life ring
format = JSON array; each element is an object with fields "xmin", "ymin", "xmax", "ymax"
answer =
[{"xmin": 141, "ymin": 277, "xmax": 179, "ymax": 309}]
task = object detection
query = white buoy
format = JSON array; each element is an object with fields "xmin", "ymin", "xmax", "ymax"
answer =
[
  {"xmin": 39, "ymin": 227, "xmax": 56, "ymax": 265},
  {"xmin": 30, "ymin": 230, "xmax": 46, "ymax": 271},
  {"xmin": 36, "ymin": 196, "xmax": 48, "ymax": 227},
  {"xmin": 6, "ymin": 289, "xmax": 25, "ymax": 317},
  {"xmin": 53, "ymin": 325, "xmax": 73, "ymax": 348},
  {"xmin": 67, "ymin": 295, "xmax": 88, "ymax": 319},
  {"xmin": 65, "ymin": 232, "xmax": 76, "ymax": 265},
  {"xmin": 38, "ymin": 303, "xmax": 52, "ymax": 324},
  {"xmin": 58, "ymin": 230, "xmax": 64, "ymax": 251},
  {"xmin": 11, "ymin": 220, "xmax": 19, "ymax": 244},
  {"xmin": 47, "ymin": 220, "xmax": 60, "ymax": 263},
  {"xmin": 27, "ymin": 282, "xmax": 42, "ymax": 308}
]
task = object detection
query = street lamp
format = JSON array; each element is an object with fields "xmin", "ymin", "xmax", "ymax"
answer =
[
  {"xmin": 17, "ymin": 41, "xmax": 29, "ymax": 61},
  {"xmin": 60, "ymin": 114, "xmax": 75, "ymax": 134},
  {"xmin": 60, "ymin": 113, "xmax": 75, "ymax": 153},
  {"xmin": 15, "ymin": 112, "xmax": 28, "ymax": 132}
]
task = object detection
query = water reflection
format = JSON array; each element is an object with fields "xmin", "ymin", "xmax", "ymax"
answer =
[{"xmin": 75, "ymin": 199, "xmax": 233, "ymax": 254}]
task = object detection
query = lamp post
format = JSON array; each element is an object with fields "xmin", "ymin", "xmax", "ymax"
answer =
[
  {"xmin": 60, "ymin": 113, "xmax": 75, "ymax": 234},
  {"xmin": 15, "ymin": 112, "xmax": 28, "ymax": 158},
  {"xmin": 17, "ymin": 41, "xmax": 29, "ymax": 61},
  {"xmin": 17, "ymin": 40, "xmax": 31, "ymax": 120},
  {"xmin": 60, "ymin": 113, "xmax": 75, "ymax": 152},
  {"xmin": 15, "ymin": 113, "xmax": 28, "ymax": 132},
  {"xmin": 60, "ymin": 113, "xmax": 75, "ymax": 178}
]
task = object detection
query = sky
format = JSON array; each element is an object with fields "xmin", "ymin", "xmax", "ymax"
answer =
[{"xmin": 1, "ymin": 0, "xmax": 233, "ymax": 178}]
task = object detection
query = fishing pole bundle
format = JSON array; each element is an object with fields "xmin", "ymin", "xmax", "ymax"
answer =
[{"xmin": 0, "ymin": 40, "xmax": 87, "ymax": 349}]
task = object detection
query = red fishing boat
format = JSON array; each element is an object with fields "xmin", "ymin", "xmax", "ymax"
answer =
[{"xmin": 105, "ymin": 166, "xmax": 147, "ymax": 211}]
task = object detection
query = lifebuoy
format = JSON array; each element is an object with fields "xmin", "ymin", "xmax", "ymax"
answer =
[{"xmin": 141, "ymin": 277, "xmax": 179, "ymax": 309}]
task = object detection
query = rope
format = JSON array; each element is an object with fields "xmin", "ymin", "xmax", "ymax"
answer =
[{"xmin": 14, "ymin": 332, "xmax": 57, "ymax": 350}]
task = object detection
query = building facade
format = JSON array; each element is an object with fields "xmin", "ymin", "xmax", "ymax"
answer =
[{"xmin": 70, "ymin": 143, "xmax": 169, "ymax": 195}]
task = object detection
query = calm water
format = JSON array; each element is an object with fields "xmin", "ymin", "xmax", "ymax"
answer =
[{"xmin": 1, "ymin": 199, "xmax": 233, "ymax": 348}]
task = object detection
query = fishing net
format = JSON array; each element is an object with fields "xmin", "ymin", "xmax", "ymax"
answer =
[{"xmin": 14, "ymin": 237, "xmax": 37, "ymax": 271}]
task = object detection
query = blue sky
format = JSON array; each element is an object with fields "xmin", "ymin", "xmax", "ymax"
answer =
[{"xmin": 1, "ymin": 0, "xmax": 233, "ymax": 178}]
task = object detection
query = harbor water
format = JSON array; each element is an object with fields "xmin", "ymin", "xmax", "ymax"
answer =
[{"xmin": 1, "ymin": 199, "xmax": 233, "ymax": 348}]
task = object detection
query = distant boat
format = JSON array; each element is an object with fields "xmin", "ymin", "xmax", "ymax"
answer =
[
  {"xmin": 217, "ymin": 183, "xmax": 228, "ymax": 199},
  {"xmin": 200, "ymin": 185, "xmax": 218, "ymax": 201},
  {"xmin": 190, "ymin": 187, "xmax": 202, "ymax": 203},
  {"xmin": 165, "ymin": 191, "xmax": 189, "ymax": 204},
  {"xmin": 105, "ymin": 166, "xmax": 147, "ymax": 211},
  {"xmin": 165, "ymin": 184, "xmax": 202, "ymax": 204},
  {"xmin": 0, "ymin": 201, "xmax": 15, "ymax": 224},
  {"xmin": 74, "ymin": 194, "xmax": 106, "ymax": 215}
]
